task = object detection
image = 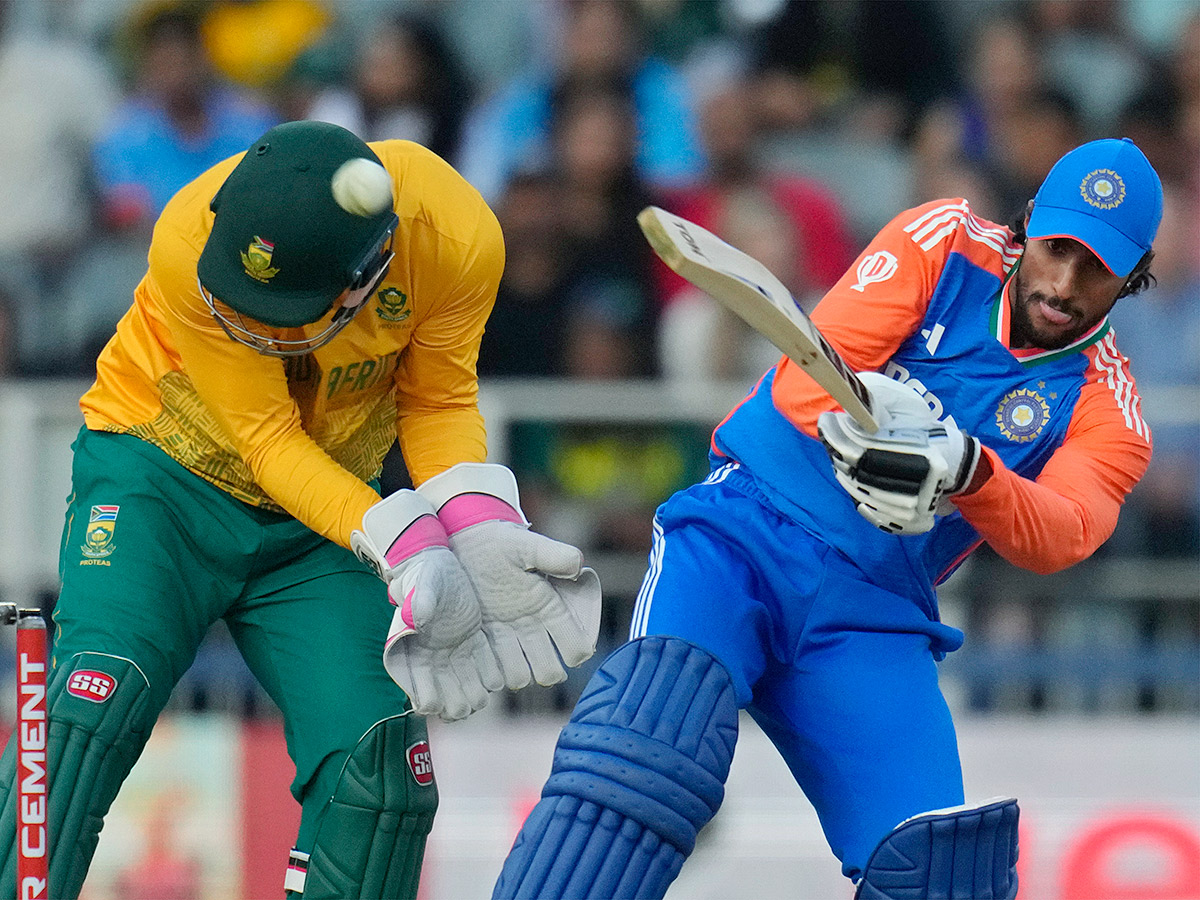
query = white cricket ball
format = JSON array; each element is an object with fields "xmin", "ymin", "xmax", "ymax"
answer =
[{"xmin": 331, "ymin": 158, "xmax": 393, "ymax": 217}]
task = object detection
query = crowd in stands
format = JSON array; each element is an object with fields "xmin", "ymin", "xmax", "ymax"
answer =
[{"xmin": 0, "ymin": 0, "xmax": 1196, "ymax": 573}]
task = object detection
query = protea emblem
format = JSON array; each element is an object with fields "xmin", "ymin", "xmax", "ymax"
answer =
[
  {"xmin": 375, "ymin": 288, "xmax": 411, "ymax": 322},
  {"xmin": 241, "ymin": 236, "xmax": 280, "ymax": 282}
]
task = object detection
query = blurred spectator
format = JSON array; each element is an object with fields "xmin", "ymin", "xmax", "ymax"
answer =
[
  {"xmin": 913, "ymin": 16, "xmax": 1042, "ymax": 223},
  {"xmin": 988, "ymin": 87, "xmax": 1086, "ymax": 219},
  {"xmin": 304, "ymin": 11, "xmax": 473, "ymax": 160},
  {"xmin": 0, "ymin": 2, "xmax": 119, "ymax": 371},
  {"xmin": 551, "ymin": 78, "xmax": 659, "ymax": 379},
  {"xmin": 92, "ymin": 3, "xmax": 280, "ymax": 231},
  {"xmin": 1108, "ymin": 183, "xmax": 1200, "ymax": 558},
  {"xmin": 1168, "ymin": 12, "xmax": 1200, "ymax": 196},
  {"xmin": 55, "ymin": 3, "xmax": 281, "ymax": 377},
  {"xmin": 201, "ymin": 0, "xmax": 331, "ymax": 92},
  {"xmin": 748, "ymin": 0, "xmax": 958, "ymax": 140},
  {"xmin": 0, "ymin": 287, "xmax": 15, "ymax": 379},
  {"xmin": 1030, "ymin": 0, "xmax": 1151, "ymax": 136},
  {"xmin": 658, "ymin": 80, "xmax": 856, "ymax": 298},
  {"xmin": 0, "ymin": 5, "xmax": 117, "ymax": 257},
  {"xmin": 477, "ymin": 172, "xmax": 570, "ymax": 377},
  {"xmin": 658, "ymin": 189, "xmax": 797, "ymax": 384},
  {"xmin": 455, "ymin": 0, "xmax": 705, "ymax": 204},
  {"xmin": 913, "ymin": 15, "xmax": 1086, "ymax": 224}
]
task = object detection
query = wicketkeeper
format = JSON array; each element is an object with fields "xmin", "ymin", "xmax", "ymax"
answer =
[
  {"xmin": 494, "ymin": 138, "xmax": 1162, "ymax": 899},
  {"xmin": 0, "ymin": 120, "xmax": 601, "ymax": 899}
]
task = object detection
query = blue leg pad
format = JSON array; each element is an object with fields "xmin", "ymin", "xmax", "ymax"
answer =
[
  {"xmin": 855, "ymin": 797, "xmax": 1020, "ymax": 900},
  {"xmin": 493, "ymin": 636, "xmax": 738, "ymax": 900}
]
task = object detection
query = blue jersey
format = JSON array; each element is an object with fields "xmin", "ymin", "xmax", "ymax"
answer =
[{"xmin": 711, "ymin": 199, "xmax": 1150, "ymax": 589}]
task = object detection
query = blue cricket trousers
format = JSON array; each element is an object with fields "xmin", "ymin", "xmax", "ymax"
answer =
[{"xmin": 629, "ymin": 462, "xmax": 967, "ymax": 880}]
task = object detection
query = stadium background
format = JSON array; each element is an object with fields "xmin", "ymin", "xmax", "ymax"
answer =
[{"xmin": 0, "ymin": 0, "xmax": 1196, "ymax": 897}]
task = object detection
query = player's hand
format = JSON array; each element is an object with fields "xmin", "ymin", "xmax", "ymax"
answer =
[
  {"xmin": 418, "ymin": 463, "xmax": 603, "ymax": 690},
  {"xmin": 351, "ymin": 490, "xmax": 503, "ymax": 721},
  {"xmin": 817, "ymin": 372, "xmax": 980, "ymax": 535}
]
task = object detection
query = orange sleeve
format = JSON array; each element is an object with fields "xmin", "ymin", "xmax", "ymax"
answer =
[
  {"xmin": 772, "ymin": 201, "xmax": 953, "ymax": 435},
  {"xmin": 953, "ymin": 365, "xmax": 1152, "ymax": 574}
]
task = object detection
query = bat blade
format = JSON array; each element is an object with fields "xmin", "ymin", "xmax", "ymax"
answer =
[{"xmin": 637, "ymin": 205, "xmax": 878, "ymax": 431}]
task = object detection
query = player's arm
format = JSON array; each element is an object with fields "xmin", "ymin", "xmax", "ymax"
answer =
[
  {"xmin": 390, "ymin": 201, "xmax": 503, "ymax": 485},
  {"xmin": 389, "ymin": 204, "xmax": 601, "ymax": 692},
  {"xmin": 163, "ymin": 283, "xmax": 382, "ymax": 544},
  {"xmin": 953, "ymin": 375, "xmax": 1152, "ymax": 574},
  {"xmin": 150, "ymin": 229, "xmax": 382, "ymax": 549},
  {"xmin": 771, "ymin": 202, "xmax": 946, "ymax": 433}
]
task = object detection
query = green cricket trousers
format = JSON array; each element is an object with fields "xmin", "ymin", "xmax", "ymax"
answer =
[{"xmin": 1, "ymin": 427, "xmax": 432, "ymax": 897}]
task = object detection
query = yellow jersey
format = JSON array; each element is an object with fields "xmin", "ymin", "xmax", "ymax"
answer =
[{"xmin": 80, "ymin": 139, "xmax": 503, "ymax": 549}]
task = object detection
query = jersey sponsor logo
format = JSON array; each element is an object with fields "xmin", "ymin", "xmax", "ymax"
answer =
[
  {"xmin": 81, "ymin": 505, "xmax": 119, "ymax": 560},
  {"xmin": 67, "ymin": 670, "xmax": 117, "ymax": 703},
  {"xmin": 851, "ymin": 251, "xmax": 898, "ymax": 292},
  {"xmin": 920, "ymin": 323, "xmax": 946, "ymax": 355},
  {"xmin": 1080, "ymin": 169, "xmax": 1126, "ymax": 210},
  {"xmin": 995, "ymin": 388, "xmax": 1050, "ymax": 442},
  {"xmin": 407, "ymin": 740, "xmax": 434, "ymax": 785},
  {"xmin": 374, "ymin": 288, "xmax": 411, "ymax": 324},
  {"xmin": 882, "ymin": 362, "xmax": 958, "ymax": 429},
  {"xmin": 241, "ymin": 236, "xmax": 280, "ymax": 283}
]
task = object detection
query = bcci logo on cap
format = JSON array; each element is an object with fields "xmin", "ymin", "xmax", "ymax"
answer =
[
  {"xmin": 407, "ymin": 740, "xmax": 433, "ymax": 786},
  {"xmin": 1080, "ymin": 169, "xmax": 1126, "ymax": 210}
]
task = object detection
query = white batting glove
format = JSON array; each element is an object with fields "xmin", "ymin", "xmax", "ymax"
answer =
[
  {"xmin": 817, "ymin": 372, "xmax": 980, "ymax": 535},
  {"xmin": 351, "ymin": 490, "xmax": 504, "ymax": 721},
  {"xmin": 418, "ymin": 463, "xmax": 603, "ymax": 690}
]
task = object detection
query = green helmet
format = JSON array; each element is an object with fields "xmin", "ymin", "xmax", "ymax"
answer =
[{"xmin": 197, "ymin": 120, "xmax": 398, "ymax": 355}]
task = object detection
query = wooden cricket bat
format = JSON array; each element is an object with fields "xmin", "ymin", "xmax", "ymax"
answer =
[{"xmin": 637, "ymin": 205, "xmax": 879, "ymax": 432}]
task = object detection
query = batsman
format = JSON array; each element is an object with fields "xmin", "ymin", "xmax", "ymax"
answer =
[
  {"xmin": 0, "ymin": 120, "xmax": 601, "ymax": 899},
  {"xmin": 494, "ymin": 138, "xmax": 1162, "ymax": 899}
]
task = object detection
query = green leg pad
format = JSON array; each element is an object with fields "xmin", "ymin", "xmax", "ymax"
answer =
[
  {"xmin": 0, "ymin": 653, "xmax": 154, "ymax": 900},
  {"xmin": 302, "ymin": 713, "xmax": 439, "ymax": 900}
]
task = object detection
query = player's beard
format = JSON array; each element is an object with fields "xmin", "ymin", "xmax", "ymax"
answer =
[{"xmin": 1009, "ymin": 276, "xmax": 1093, "ymax": 350}]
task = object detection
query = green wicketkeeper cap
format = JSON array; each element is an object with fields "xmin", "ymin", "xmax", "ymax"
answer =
[{"xmin": 197, "ymin": 121, "xmax": 397, "ymax": 328}]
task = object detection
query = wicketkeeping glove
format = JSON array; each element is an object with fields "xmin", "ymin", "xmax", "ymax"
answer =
[
  {"xmin": 817, "ymin": 372, "xmax": 980, "ymax": 535},
  {"xmin": 351, "ymin": 490, "xmax": 504, "ymax": 721},
  {"xmin": 418, "ymin": 463, "xmax": 603, "ymax": 690}
]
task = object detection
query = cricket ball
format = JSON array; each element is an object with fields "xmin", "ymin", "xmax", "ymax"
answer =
[{"xmin": 331, "ymin": 158, "xmax": 393, "ymax": 217}]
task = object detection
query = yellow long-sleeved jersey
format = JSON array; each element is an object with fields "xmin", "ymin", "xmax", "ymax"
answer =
[{"xmin": 80, "ymin": 140, "xmax": 503, "ymax": 550}]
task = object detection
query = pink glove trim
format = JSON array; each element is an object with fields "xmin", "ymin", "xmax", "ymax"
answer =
[
  {"xmin": 439, "ymin": 493, "xmax": 523, "ymax": 535},
  {"xmin": 398, "ymin": 587, "xmax": 417, "ymax": 631},
  {"xmin": 385, "ymin": 514, "xmax": 449, "ymax": 567}
]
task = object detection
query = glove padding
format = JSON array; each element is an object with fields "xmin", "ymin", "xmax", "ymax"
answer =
[
  {"xmin": 418, "ymin": 463, "xmax": 603, "ymax": 691},
  {"xmin": 351, "ymin": 491, "xmax": 504, "ymax": 721},
  {"xmin": 817, "ymin": 372, "xmax": 980, "ymax": 535},
  {"xmin": 449, "ymin": 522, "xmax": 601, "ymax": 689}
]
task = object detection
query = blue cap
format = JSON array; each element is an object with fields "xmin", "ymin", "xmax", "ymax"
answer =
[{"xmin": 1027, "ymin": 138, "xmax": 1163, "ymax": 278}]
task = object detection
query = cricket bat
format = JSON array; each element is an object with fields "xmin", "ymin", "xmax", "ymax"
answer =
[{"xmin": 637, "ymin": 205, "xmax": 879, "ymax": 432}]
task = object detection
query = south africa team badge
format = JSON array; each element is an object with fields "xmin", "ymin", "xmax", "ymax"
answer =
[
  {"xmin": 375, "ymin": 288, "xmax": 411, "ymax": 323},
  {"xmin": 995, "ymin": 389, "xmax": 1050, "ymax": 442},
  {"xmin": 81, "ymin": 505, "xmax": 120, "ymax": 559}
]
